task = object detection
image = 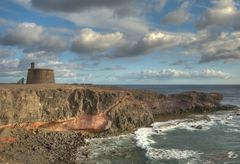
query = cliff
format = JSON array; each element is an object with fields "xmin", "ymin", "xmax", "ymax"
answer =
[
  {"xmin": 0, "ymin": 84, "xmax": 231, "ymax": 134},
  {"xmin": 132, "ymin": 90, "xmax": 225, "ymax": 116},
  {"xmin": 0, "ymin": 84, "xmax": 153, "ymax": 133}
]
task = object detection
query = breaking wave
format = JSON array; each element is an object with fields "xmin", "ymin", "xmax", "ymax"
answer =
[{"xmin": 134, "ymin": 109, "xmax": 240, "ymax": 162}]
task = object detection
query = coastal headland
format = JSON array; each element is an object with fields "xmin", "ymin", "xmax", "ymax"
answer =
[{"xmin": 0, "ymin": 84, "xmax": 237, "ymax": 163}]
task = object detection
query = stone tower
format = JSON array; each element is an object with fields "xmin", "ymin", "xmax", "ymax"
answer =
[{"xmin": 26, "ymin": 62, "xmax": 55, "ymax": 84}]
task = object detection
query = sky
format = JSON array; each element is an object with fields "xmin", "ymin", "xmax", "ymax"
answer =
[{"xmin": 0, "ymin": 0, "xmax": 240, "ymax": 84}]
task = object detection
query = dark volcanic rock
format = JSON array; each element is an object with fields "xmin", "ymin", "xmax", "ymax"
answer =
[
  {"xmin": 217, "ymin": 104, "xmax": 239, "ymax": 111},
  {"xmin": 132, "ymin": 90, "xmax": 225, "ymax": 116}
]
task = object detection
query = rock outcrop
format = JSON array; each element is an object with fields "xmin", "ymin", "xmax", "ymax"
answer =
[{"xmin": 132, "ymin": 90, "xmax": 225, "ymax": 116}]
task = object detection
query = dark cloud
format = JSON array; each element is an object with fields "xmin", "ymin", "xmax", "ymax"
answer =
[
  {"xmin": 14, "ymin": 0, "xmax": 150, "ymax": 38},
  {"xmin": 113, "ymin": 31, "xmax": 195, "ymax": 58},
  {"xmin": 200, "ymin": 48, "xmax": 240, "ymax": 63},
  {"xmin": 31, "ymin": 0, "xmax": 135, "ymax": 13}
]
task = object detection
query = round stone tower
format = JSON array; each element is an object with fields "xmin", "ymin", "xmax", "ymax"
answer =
[{"xmin": 26, "ymin": 62, "xmax": 55, "ymax": 84}]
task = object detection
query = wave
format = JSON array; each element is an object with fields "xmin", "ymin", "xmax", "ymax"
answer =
[
  {"xmin": 134, "ymin": 127, "xmax": 157, "ymax": 149},
  {"xmin": 134, "ymin": 123, "xmax": 202, "ymax": 160},
  {"xmin": 146, "ymin": 148, "xmax": 201, "ymax": 160},
  {"xmin": 134, "ymin": 110, "xmax": 240, "ymax": 161},
  {"xmin": 228, "ymin": 151, "xmax": 238, "ymax": 159},
  {"xmin": 76, "ymin": 134, "xmax": 134, "ymax": 163},
  {"xmin": 224, "ymin": 128, "xmax": 240, "ymax": 133},
  {"xmin": 151, "ymin": 118, "xmax": 215, "ymax": 133}
]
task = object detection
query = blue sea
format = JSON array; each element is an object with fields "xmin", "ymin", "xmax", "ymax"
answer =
[{"xmin": 77, "ymin": 85, "xmax": 240, "ymax": 164}]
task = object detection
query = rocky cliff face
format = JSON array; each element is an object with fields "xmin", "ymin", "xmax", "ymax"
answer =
[
  {"xmin": 132, "ymin": 90, "xmax": 224, "ymax": 116},
  {"xmin": 0, "ymin": 85, "xmax": 153, "ymax": 133},
  {"xmin": 0, "ymin": 84, "xmax": 233, "ymax": 134}
]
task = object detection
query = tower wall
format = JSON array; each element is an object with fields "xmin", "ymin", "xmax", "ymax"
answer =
[{"xmin": 26, "ymin": 69, "xmax": 55, "ymax": 84}]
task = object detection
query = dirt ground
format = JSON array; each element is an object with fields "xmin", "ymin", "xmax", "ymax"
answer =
[{"xmin": 0, "ymin": 128, "xmax": 85, "ymax": 164}]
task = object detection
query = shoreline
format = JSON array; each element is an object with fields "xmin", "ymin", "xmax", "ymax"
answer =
[{"xmin": 0, "ymin": 84, "xmax": 238, "ymax": 163}]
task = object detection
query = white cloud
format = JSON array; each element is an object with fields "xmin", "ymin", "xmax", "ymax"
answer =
[
  {"xmin": 125, "ymin": 68, "xmax": 231, "ymax": 80},
  {"xmin": 113, "ymin": 31, "xmax": 196, "ymax": 58},
  {"xmin": 59, "ymin": 9, "xmax": 149, "ymax": 39},
  {"xmin": 0, "ymin": 58, "xmax": 23, "ymax": 78},
  {"xmin": 0, "ymin": 22, "xmax": 66, "ymax": 53},
  {"xmin": 6, "ymin": 0, "xmax": 240, "ymax": 66},
  {"xmin": 187, "ymin": 31, "xmax": 240, "ymax": 63},
  {"xmin": 18, "ymin": 53, "xmax": 84, "ymax": 79},
  {"xmin": 0, "ymin": 48, "xmax": 13, "ymax": 59},
  {"xmin": 12, "ymin": 0, "xmax": 149, "ymax": 39},
  {"xmin": 0, "ymin": 18, "xmax": 16, "ymax": 27},
  {"xmin": 197, "ymin": 0, "xmax": 240, "ymax": 30},
  {"xmin": 154, "ymin": 0, "xmax": 167, "ymax": 11},
  {"xmin": 13, "ymin": 0, "xmax": 32, "ymax": 8},
  {"xmin": 68, "ymin": 28, "xmax": 240, "ymax": 64},
  {"xmin": 71, "ymin": 28, "xmax": 123, "ymax": 54},
  {"xmin": 161, "ymin": 1, "xmax": 191, "ymax": 25},
  {"xmin": 144, "ymin": 0, "xmax": 166, "ymax": 12},
  {"xmin": 198, "ymin": 69, "xmax": 231, "ymax": 79}
]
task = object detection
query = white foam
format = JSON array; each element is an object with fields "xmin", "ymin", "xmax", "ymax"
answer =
[
  {"xmin": 134, "ymin": 127, "xmax": 157, "ymax": 149},
  {"xmin": 146, "ymin": 148, "xmax": 201, "ymax": 160},
  {"xmin": 151, "ymin": 118, "xmax": 215, "ymax": 134},
  {"xmin": 134, "ymin": 126, "xmax": 202, "ymax": 160},
  {"xmin": 186, "ymin": 159, "xmax": 215, "ymax": 164},
  {"xmin": 225, "ymin": 122, "xmax": 240, "ymax": 128},
  {"xmin": 208, "ymin": 111, "xmax": 240, "ymax": 128},
  {"xmin": 134, "ymin": 111, "xmax": 240, "ymax": 161},
  {"xmin": 228, "ymin": 151, "xmax": 238, "ymax": 159},
  {"xmin": 76, "ymin": 134, "xmax": 135, "ymax": 162},
  {"xmin": 208, "ymin": 114, "xmax": 225, "ymax": 122},
  {"xmin": 224, "ymin": 128, "xmax": 240, "ymax": 133}
]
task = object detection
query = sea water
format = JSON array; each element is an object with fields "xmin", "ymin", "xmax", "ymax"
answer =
[{"xmin": 76, "ymin": 85, "xmax": 240, "ymax": 164}]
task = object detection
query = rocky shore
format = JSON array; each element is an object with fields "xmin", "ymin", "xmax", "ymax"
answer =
[{"xmin": 0, "ymin": 84, "xmax": 238, "ymax": 163}]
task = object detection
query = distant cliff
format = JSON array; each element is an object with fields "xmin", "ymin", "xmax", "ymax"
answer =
[{"xmin": 132, "ymin": 90, "xmax": 225, "ymax": 116}]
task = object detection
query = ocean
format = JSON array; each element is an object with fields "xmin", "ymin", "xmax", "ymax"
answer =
[{"xmin": 77, "ymin": 85, "xmax": 240, "ymax": 164}]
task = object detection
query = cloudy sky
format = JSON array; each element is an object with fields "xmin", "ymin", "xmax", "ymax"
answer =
[{"xmin": 0, "ymin": 0, "xmax": 239, "ymax": 84}]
